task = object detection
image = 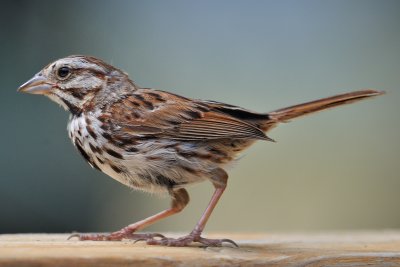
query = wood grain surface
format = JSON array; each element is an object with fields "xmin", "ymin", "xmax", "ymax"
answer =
[{"xmin": 1, "ymin": 231, "xmax": 400, "ymax": 266}]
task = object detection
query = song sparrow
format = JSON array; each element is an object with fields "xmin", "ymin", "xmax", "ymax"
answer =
[{"xmin": 18, "ymin": 55, "xmax": 383, "ymax": 247}]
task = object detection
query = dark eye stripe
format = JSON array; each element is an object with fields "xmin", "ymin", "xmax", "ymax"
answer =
[{"xmin": 71, "ymin": 67, "xmax": 107, "ymax": 78}]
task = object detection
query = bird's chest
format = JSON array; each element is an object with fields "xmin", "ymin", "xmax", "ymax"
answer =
[
  {"xmin": 66, "ymin": 113, "xmax": 172, "ymax": 191},
  {"xmin": 67, "ymin": 114, "xmax": 105, "ymax": 171},
  {"xmin": 67, "ymin": 113, "xmax": 127, "ymax": 179}
]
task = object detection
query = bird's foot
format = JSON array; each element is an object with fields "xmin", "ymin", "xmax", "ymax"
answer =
[
  {"xmin": 68, "ymin": 229, "xmax": 164, "ymax": 241},
  {"xmin": 143, "ymin": 232, "xmax": 238, "ymax": 247}
]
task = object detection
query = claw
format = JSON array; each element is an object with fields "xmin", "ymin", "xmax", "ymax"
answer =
[
  {"xmin": 220, "ymin": 238, "xmax": 239, "ymax": 248},
  {"xmin": 67, "ymin": 233, "xmax": 80, "ymax": 240},
  {"xmin": 153, "ymin": 233, "xmax": 165, "ymax": 238}
]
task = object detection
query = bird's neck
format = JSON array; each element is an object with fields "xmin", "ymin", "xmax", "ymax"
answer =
[{"xmin": 90, "ymin": 76, "xmax": 138, "ymax": 110}]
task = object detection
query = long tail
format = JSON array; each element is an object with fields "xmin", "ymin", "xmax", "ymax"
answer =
[{"xmin": 267, "ymin": 89, "xmax": 384, "ymax": 123}]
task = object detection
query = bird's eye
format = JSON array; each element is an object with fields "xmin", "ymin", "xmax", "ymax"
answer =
[{"xmin": 57, "ymin": 67, "xmax": 70, "ymax": 79}]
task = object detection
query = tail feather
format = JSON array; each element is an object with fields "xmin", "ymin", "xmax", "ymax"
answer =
[{"xmin": 267, "ymin": 89, "xmax": 384, "ymax": 123}]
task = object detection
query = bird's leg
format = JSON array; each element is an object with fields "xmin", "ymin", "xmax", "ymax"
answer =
[
  {"xmin": 69, "ymin": 188, "xmax": 189, "ymax": 241},
  {"xmin": 146, "ymin": 168, "xmax": 238, "ymax": 247}
]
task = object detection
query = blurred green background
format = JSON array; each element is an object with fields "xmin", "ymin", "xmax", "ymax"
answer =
[{"xmin": 1, "ymin": 0, "xmax": 399, "ymax": 234}]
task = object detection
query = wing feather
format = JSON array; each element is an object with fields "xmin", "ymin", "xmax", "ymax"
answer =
[{"xmin": 109, "ymin": 89, "xmax": 269, "ymax": 141}]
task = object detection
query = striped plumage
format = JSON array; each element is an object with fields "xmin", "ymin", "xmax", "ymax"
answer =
[{"xmin": 18, "ymin": 55, "xmax": 384, "ymax": 246}]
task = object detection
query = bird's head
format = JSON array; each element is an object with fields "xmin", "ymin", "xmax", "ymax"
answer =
[{"xmin": 18, "ymin": 55, "xmax": 131, "ymax": 115}]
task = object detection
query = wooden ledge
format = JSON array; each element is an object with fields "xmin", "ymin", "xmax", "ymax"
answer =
[{"xmin": 1, "ymin": 232, "xmax": 400, "ymax": 266}]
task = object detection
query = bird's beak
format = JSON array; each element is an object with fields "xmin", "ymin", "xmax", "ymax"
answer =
[{"xmin": 18, "ymin": 74, "xmax": 54, "ymax": 95}]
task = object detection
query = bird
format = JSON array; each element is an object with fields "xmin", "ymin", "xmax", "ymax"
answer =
[{"xmin": 18, "ymin": 55, "xmax": 384, "ymax": 247}]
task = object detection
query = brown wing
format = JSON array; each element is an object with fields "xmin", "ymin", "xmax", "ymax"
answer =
[
  {"xmin": 107, "ymin": 89, "xmax": 268, "ymax": 141},
  {"xmin": 163, "ymin": 111, "xmax": 268, "ymax": 140}
]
